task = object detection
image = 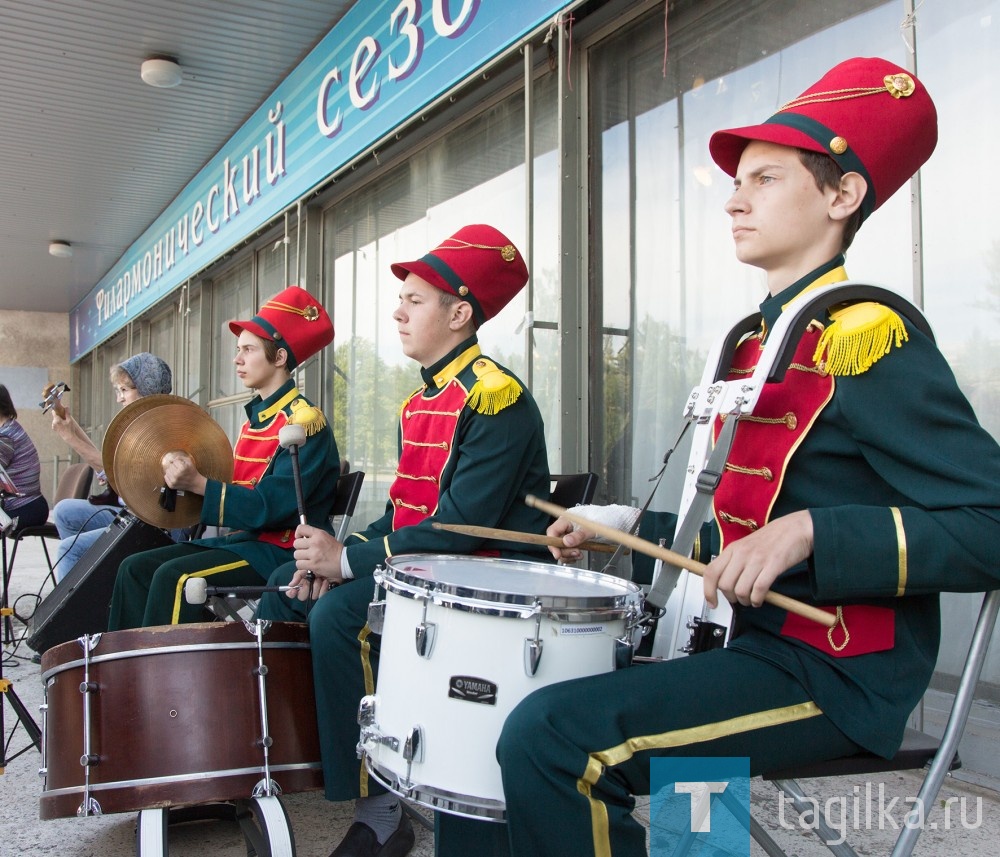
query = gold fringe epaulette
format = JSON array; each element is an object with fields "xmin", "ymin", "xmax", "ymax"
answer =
[
  {"xmin": 466, "ymin": 358, "xmax": 522, "ymax": 415},
  {"xmin": 288, "ymin": 398, "xmax": 327, "ymax": 436},
  {"xmin": 812, "ymin": 301, "xmax": 908, "ymax": 376}
]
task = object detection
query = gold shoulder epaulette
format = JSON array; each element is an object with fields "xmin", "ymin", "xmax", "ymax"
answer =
[
  {"xmin": 466, "ymin": 358, "xmax": 523, "ymax": 415},
  {"xmin": 288, "ymin": 398, "xmax": 328, "ymax": 436},
  {"xmin": 812, "ymin": 301, "xmax": 908, "ymax": 376}
]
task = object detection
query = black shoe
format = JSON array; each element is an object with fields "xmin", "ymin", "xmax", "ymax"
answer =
[{"xmin": 329, "ymin": 814, "xmax": 415, "ymax": 857}]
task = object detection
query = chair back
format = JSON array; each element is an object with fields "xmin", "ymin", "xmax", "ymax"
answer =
[
  {"xmin": 550, "ymin": 472, "xmax": 599, "ymax": 510},
  {"xmin": 753, "ymin": 588, "xmax": 1000, "ymax": 857},
  {"xmin": 330, "ymin": 470, "xmax": 365, "ymax": 541},
  {"xmin": 54, "ymin": 463, "xmax": 94, "ymax": 504}
]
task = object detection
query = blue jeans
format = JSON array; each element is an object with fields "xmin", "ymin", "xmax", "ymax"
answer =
[{"xmin": 52, "ymin": 499, "xmax": 119, "ymax": 582}]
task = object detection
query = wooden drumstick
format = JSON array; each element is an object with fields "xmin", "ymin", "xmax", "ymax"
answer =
[
  {"xmin": 524, "ymin": 494, "xmax": 837, "ymax": 629},
  {"xmin": 431, "ymin": 521, "xmax": 625, "ymax": 554}
]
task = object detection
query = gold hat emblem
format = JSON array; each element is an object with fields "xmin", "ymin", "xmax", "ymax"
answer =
[
  {"xmin": 500, "ymin": 244, "xmax": 517, "ymax": 262},
  {"xmin": 829, "ymin": 136, "xmax": 848, "ymax": 155},
  {"xmin": 458, "ymin": 285, "xmax": 469, "ymax": 296},
  {"xmin": 303, "ymin": 305, "xmax": 320, "ymax": 321},
  {"xmin": 884, "ymin": 73, "xmax": 915, "ymax": 99}
]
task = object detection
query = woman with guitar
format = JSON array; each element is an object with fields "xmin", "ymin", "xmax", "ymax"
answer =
[{"xmin": 49, "ymin": 352, "xmax": 172, "ymax": 581}]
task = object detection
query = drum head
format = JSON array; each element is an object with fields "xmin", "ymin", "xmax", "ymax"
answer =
[{"xmin": 382, "ymin": 554, "xmax": 639, "ymax": 610}]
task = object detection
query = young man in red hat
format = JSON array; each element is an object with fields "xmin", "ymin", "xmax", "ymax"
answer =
[
  {"xmin": 257, "ymin": 224, "xmax": 552, "ymax": 857},
  {"xmin": 107, "ymin": 285, "xmax": 341, "ymax": 629},
  {"xmin": 499, "ymin": 57, "xmax": 1000, "ymax": 856}
]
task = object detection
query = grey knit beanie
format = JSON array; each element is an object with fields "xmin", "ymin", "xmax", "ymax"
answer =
[{"xmin": 119, "ymin": 353, "xmax": 172, "ymax": 397}]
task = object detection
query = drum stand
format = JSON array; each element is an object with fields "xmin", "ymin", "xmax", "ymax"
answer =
[{"xmin": 0, "ymin": 607, "xmax": 42, "ymax": 773}]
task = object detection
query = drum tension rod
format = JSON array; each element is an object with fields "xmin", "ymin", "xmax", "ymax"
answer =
[
  {"xmin": 415, "ymin": 586, "xmax": 436, "ymax": 659},
  {"xmin": 76, "ymin": 633, "xmax": 103, "ymax": 817},
  {"xmin": 523, "ymin": 606, "xmax": 544, "ymax": 677}
]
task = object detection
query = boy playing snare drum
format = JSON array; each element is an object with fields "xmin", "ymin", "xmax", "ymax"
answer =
[{"xmin": 505, "ymin": 57, "xmax": 1000, "ymax": 856}]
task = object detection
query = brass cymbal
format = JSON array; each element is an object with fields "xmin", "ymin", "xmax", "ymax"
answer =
[
  {"xmin": 112, "ymin": 402, "xmax": 234, "ymax": 529},
  {"xmin": 103, "ymin": 395, "xmax": 200, "ymax": 493}
]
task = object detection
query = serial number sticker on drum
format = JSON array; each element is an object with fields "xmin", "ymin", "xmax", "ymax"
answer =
[
  {"xmin": 557, "ymin": 624, "xmax": 609, "ymax": 636},
  {"xmin": 448, "ymin": 676, "xmax": 498, "ymax": 705}
]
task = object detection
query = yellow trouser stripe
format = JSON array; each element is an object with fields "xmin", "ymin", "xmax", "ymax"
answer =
[
  {"xmin": 171, "ymin": 560, "xmax": 250, "ymax": 623},
  {"xmin": 358, "ymin": 623, "xmax": 374, "ymax": 797},
  {"xmin": 579, "ymin": 700, "xmax": 823, "ymax": 855},
  {"xmin": 890, "ymin": 506, "xmax": 908, "ymax": 596}
]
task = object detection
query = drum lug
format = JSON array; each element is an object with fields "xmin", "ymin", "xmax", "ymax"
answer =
[
  {"xmin": 414, "ymin": 591, "xmax": 437, "ymax": 657},
  {"xmin": 401, "ymin": 724, "xmax": 424, "ymax": 790},
  {"xmin": 415, "ymin": 621, "xmax": 436, "ymax": 658},
  {"xmin": 251, "ymin": 777, "xmax": 283, "ymax": 798},
  {"xmin": 358, "ymin": 694, "xmax": 377, "ymax": 726},
  {"xmin": 244, "ymin": 618, "xmax": 271, "ymax": 636},
  {"xmin": 76, "ymin": 796, "xmax": 101, "ymax": 817},
  {"xmin": 523, "ymin": 612, "xmax": 544, "ymax": 676},
  {"xmin": 367, "ymin": 600, "xmax": 386, "ymax": 634},
  {"xmin": 403, "ymin": 725, "xmax": 424, "ymax": 763}
]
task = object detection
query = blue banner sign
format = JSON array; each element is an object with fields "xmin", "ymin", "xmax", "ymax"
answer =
[{"xmin": 70, "ymin": 0, "xmax": 575, "ymax": 360}]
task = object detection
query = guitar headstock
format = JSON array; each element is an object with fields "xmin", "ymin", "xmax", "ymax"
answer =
[{"xmin": 41, "ymin": 381, "xmax": 71, "ymax": 419}]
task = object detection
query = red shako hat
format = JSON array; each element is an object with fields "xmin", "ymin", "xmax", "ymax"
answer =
[
  {"xmin": 228, "ymin": 286, "xmax": 334, "ymax": 370},
  {"xmin": 390, "ymin": 224, "xmax": 529, "ymax": 326},
  {"xmin": 709, "ymin": 57, "xmax": 937, "ymax": 223}
]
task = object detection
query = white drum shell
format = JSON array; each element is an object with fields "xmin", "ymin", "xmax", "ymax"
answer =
[{"xmin": 361, "ymin": 555, "xmax": 642, "ymax": 819}]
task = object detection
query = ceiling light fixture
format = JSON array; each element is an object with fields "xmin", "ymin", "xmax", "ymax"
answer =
[
  {"xmin": 141, "ymin": 56, "xmax": 183, "ymax": 88},
  {"xmin": 48, "ymin": 240, "xmax": 73, "ymax": 258}
]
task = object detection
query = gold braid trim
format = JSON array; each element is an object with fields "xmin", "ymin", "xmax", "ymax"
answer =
[
  {"xmin": 466, "ymin": 358, "xmax": 522, "ymax": 415},
  {"xmin": 813, "ymin": 302, "xmax": 908, "ymax": 376},
  {"xmin": 718, "ymin": 510, "xmax": 758, "ymax": 531},
  {"xmin": 725, "ymin": 463, "xmax": 773, "ymax": 481}
]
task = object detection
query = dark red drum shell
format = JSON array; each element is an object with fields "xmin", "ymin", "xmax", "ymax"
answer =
[{"xmin": 40, "ymin": 622, "xmax": 322, "ymax": 818}]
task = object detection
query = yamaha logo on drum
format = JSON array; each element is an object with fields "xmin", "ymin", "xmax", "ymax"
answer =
[{"xmin": 448, "ymin": 675, "xmax": 498, "ymax": 705}]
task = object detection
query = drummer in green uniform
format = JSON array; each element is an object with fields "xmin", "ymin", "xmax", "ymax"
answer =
[
  {"xmin": 257, "ymin": 224, "xmax": 552, "ymax": 857},
  {"xmin": 498, "ymin": 57, "xmax": 1000, "ymax": 856},
  {"xmin": 108, "ymin": 286, "xmax": 341, "ymax": 630}
]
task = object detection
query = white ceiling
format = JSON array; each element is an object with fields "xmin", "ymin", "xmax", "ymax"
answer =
[{"xmin": 0, "ymin": 0, "xmax": 353, "ymax": 314}]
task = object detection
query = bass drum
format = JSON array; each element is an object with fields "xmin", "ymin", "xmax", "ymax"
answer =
[{"xmin": 39, "ymin": 621, "xmax": 322, "ymax": 819}]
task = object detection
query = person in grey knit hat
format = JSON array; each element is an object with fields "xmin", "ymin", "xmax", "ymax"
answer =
[
  {"xmin": 49, "ymin": 352, "xmax": 175, "ymax": 582},
  {"xmin": 116, "ymin": 352, "xmax": 172, "ymax": 398}
]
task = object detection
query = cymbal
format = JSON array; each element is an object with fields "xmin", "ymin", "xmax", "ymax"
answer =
[
  {"xmin": 112, "ymin": 402, "xmax": 234, "ymax": 529},
  {"xmin": 103, "ymin": 395, "xmax": 200, "ymax": 493}
]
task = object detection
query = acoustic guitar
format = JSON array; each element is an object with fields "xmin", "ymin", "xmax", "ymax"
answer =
[{"xmin": 41, "ymin": 381, "xmax": 121, "ymax": 507}]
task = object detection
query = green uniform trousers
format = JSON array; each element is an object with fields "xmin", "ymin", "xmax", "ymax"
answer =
[
  {"xmin": 494, "ymin": 648, "xmax": 860, "ymax": 857},
  {"xmin": 108, "ymin": 543, "xmax": 269, "ymax": 629},
  {"xmin": 258, "ymin": 563, "xmax": 382, "ymax": 802}
]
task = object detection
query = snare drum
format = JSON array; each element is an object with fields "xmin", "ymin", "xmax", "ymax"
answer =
[
  {"xmin": 39, "ymin": 621, "xmax": 322, "ymax": 819},
  {"xmin": 359, "ymin": 555, "xmax": 643, "ymax": 820}
]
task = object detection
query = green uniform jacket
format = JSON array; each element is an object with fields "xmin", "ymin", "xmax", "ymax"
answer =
[
  {"xmin": 343, "ymin": 335, "xmax": 552, "ymax": 577},
  {"xmin": 637, "ymin": 259, "xmax": 1000, "ymax": 759},
  {"xmin": 194, "ymin": 379, "xmax": 340, "ymax": 571}
]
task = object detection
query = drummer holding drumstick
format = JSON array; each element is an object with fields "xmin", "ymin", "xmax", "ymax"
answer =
[
  {"xmin": 496, "ymin": 58, "xmax": 1000, "ymax": 857},
  {"xmin": 257, "ymin": 225, "xmax": 552, "ymax": 857}
]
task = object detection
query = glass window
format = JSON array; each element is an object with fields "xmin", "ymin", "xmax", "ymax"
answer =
[
  {"xmin": 209, "ymin": 256, "xmax": 254, "ymax": 440},
  {"xmin": 588, "ymin": 0, "xmax": 897, "ymax": 514},
  {"xmin": 917, "ymin": 0, "xmax": 1000, "ymax": 437},
  {"xmin": 323, "ymin": 77, "xmax": 559, "ymax": 525}
]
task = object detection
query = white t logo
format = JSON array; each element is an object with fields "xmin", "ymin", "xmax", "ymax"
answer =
[{"xmin": 675, "ymin": 781, "xmax": 729, "ymax": 832}]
